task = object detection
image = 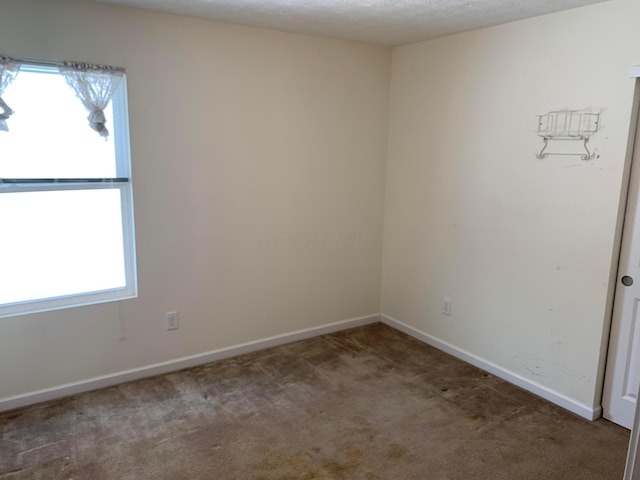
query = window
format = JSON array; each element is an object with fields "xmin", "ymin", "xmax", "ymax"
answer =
[{"xmin": 0, "ymin": 61, "xmax": 137, "ymax": 317}]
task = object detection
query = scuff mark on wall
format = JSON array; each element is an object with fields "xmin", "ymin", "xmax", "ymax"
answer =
[{"xmin": 513, "ymin": 354, "xmax": 589, "ymax": 385}]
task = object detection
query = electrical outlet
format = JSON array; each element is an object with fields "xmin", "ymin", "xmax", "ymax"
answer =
[
  {"xmin": 442, "ymin": 298, "xmax": 452, "ymax": 316},
  {"xmin": 166, "ymin": 311, "xmax": 179, "ymax": 330}
]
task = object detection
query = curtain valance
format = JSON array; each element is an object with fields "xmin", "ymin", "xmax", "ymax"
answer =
[
  {"xmin": 59, "ymin": 62, "xmax": 126, "ymax": 139},
  {"xmin": 0, "ymin": 57, "xmax": 126, "ymax": 138},
  {"xmin": 0, "ymin": 57, "xmax": 21, "ymax": 132}
]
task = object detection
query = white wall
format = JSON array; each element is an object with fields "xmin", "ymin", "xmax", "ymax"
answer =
[
  {"xmin": 382, "ymin": 0, "xmax": 640, "ymax": 413},
  {"xmin": 0, "ymin": 0, "xmax": 390, "ymax": 400}
]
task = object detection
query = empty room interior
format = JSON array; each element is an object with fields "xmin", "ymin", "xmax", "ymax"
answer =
[{"xmin": 1, "ymin": 0, "xmax": 640, "ymax": 478}]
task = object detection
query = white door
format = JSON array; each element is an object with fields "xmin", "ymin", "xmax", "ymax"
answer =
[{"xmin": 603, "ymin": 96, "xmax": 640, "ymax": 430}]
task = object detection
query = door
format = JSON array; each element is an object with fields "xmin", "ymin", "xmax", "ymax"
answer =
[{"xmin": 604, "ymin": 84, "xmax": 640, "ymax": 430}]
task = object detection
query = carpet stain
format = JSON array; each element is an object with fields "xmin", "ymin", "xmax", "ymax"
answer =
[
  {"xmin": 467, "ymin": 414, "xmax": 485, "ymax": 421},
  {"xmin": 385, "ymin": 443, "xmax": 406, "ymax": 459},
  {"xmin": 350, "ymin": 415, "xmax": 370, "ymax": 426},
  {"xmin": 322, "ymin": 444, "xmax": 363, "ymax": 475},
  {"xmin": 256, "ymin": 444, "xmax": 363, "ymax": 479}
]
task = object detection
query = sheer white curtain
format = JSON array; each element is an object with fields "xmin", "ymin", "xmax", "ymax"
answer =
[
  {"xmin": 59, "ymin": 62, "xmax": 125, "ymax": 138},
  {"xmin": 0, "ymin": 57, "xmax": 21, "ymax": 132}
]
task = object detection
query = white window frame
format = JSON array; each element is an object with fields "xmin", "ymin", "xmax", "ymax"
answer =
[{"xmin": 0, "ymin": 62, "xmax": 137, "ymax": 318}]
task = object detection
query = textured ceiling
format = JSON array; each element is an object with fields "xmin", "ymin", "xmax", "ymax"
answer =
[{"xmin": 92, "ymin": 0, "xmax": 609, "ymax": 46}]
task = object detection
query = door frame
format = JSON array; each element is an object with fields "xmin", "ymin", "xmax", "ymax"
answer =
[
  {"xmin": 628, "ymin": 408, "xmax": 640, "ymax": 480},
  {"xmin": 619, "ymin": 65, "xmax": 640, "ymax": 480},
  {"xmin": 602, "ymin": 71, "xmax": 640, "ymax": 427}
]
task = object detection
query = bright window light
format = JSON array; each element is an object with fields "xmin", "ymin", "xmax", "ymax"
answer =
[{"xmin": 0, "ymin": 63, "xmax": 137, "ymax": 317}]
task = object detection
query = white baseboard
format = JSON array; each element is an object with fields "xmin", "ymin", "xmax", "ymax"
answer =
[
  {"xmin": 0, "ymin": 313, "xmax": 380, "ymax": 413},
  {"xmin": 381, "ymin": 314, "xmax": 600, "ymax": 421},
  {"xmin": 1, "ymin": 312, "xmax": 601, "ymax": 421}
]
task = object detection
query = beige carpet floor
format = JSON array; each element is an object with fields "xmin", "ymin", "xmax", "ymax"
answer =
[{"xmin": 0, "ymin": 323, "xmax": 631, "ymax": 479}]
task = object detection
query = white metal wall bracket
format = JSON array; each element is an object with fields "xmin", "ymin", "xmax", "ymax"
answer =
[{"xmin": 536, "ymin": 110, "xmax": 600, "ymax": 161}]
